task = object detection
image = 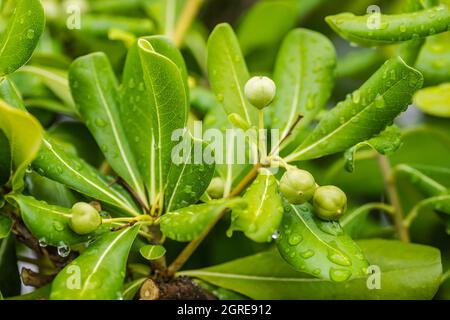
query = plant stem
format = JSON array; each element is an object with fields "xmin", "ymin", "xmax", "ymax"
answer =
[
  {"xmin": 173, "ymin": 0, "xmax": 204, "ymax": 47},
  {"xmin": 258, "ymin": 110, "xmax": 267, "ymax": 163},
  {"xmin": 166, "ymin": 163, "xmax": 262, "ymax": 277},
  {"xmin": 377, "ymin": 155, "xmax": 410, "ymax": 242}
]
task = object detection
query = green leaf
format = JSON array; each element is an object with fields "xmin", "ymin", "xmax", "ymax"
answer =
[
  {"xmin": 414, "ymin": 83, "xmax": 450, "ymax": 118},
  {"xmin": 0, "ymin": 100, "xmax": 43, "ymax": 190},
  {"xmin": 0, "ymin": 0, "xmax": 45, "ymax": 76},
  {"xmin": 120, "ymin": 36, "xmax": 188, "ymax": 209},
  {"xmin": 237, "ymin": 0, "xmax": 300, "ymax": 55},
  {"xmin": 122, "ymin": 278, "xmax": 146, "ymax": 300},
  {"xmin": 229, "ymin": 171, "xmax": 283, "ymax": 243},
  {"xmin": 207, "ymin": 23, "xmax": 258, "ymax": 126},
  {"xmin": 181, "ymin": 239, "xmax": 442, "ymax": 299},
  {"xmin": 160, "ymin": 199, "xmax": 247, "ymax": 242},
  {"xmin": 139, "ymin": 245, "xmax": 166, "ymax": 260},
  {"xmin": 325, "ymin": 5, "xmax": 450, "ymax": 47},
  {"xmin": 0, "ymin": 76, "xmax": 25, "ymax": 110},
  {"xmin": 0, "ymin": 215, "xmax": 12, "ymax": 239},
  {"xmin": 69, "ymin": 52, "xmax": 147, "ymax": 204},
  {"xmin": 0, "ymin": 234, "xmax": 21, "ymax": 297},
  {"xmin": 32, "ymin": 137, "xmax": 140, "ymax": 216},
  {"xmin": 50, "ymin": 226, "xmax": 139, "ymax": 300},
  {"xmin": 270, "ymin": 28, "xmax": 336, "ymax": 151},
  {"xmin": 416, "ymin": 33, "xmax": 450, "ymax": 85},
  {"xmin": 165, "ymin": 136, "xmax": 215, "ymax": 212},
  {"xmin": 276, "ymin": 202, "xmax": 368, "ymax": 281},
  {"xmin": 47, "ymin": 121, "xmax": 104, "ymax": 167},
  {"xmin": 26, "ymin": 171, "xmax": 78, "ymax": 208},
  {"xmin": 18, "ymin": 65, "xmax": 76, "ymax": 114},
  {"xmin": 285, "ymin": 57, "xmax": 423, "ymax": 162},
  {"xmin": 344, "ymin": 125, "xmax": 402, "ymax": 172},
  {"xmin": 6, "ymin": 194, "xmax": 110, "ymax": 247}
]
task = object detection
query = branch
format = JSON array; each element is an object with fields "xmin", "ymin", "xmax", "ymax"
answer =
[
  {"xmin": 140, "ymin": 277, "xmax": 216, "ymax": 300},
  {"xmin": 377, "ymin": 155, "xmax": 410, "ymax": 242},
  {"xmin": 173, "ymin": 0, "xmax": 204, "ymax": 47}
]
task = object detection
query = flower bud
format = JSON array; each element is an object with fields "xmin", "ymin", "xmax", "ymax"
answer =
[
  {"xmin": 244, "ymin": 76, "xmax": 276, "ymax": 110},
  {"xmin": 279, "ymin": 168, "xmax": 316, "ymax": 204},
  {"xmin": 313, "ymin": 186, "xmax": 347, "ymax": 221},
  {"xmin": 207, "ymin": 177, "xmax": 225, "ymax": 199},
  {"xmin": 70, "ymin": 202, "xmax": 102, "ymax": 235}
]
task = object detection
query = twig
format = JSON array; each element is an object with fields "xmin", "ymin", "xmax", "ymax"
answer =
[
  {"xmin": 117, "ymin": 177, "xmax": 150, "ymax": 214},
  {"xmin": 377, "ymin": 155, "xmax": 410, "ymax": 242},
  {"xmin": 269, "ymin": 114, "xmax": 303, "ymax": 157},
  {"xmin": 173, "ymin": 0, "xmax": 204, "ymax": 47}
]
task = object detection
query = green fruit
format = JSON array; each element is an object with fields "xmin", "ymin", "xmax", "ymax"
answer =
[
  {"xmin": 313, "ymin": 186, "xmax": 347, "ymax": 221},
  {"xmin": 69, "ymin": 202, "xmax": 102, "ymax": 235},
  {"xmin": 279, "ymin": 169, "xmax": 316, "ymax": 204},
  {"xmin": 244, "ymin": 76, "xmax": 276, "ymax": 109},
  {"xmin": 207, "ymin": 177, "xmax": 225, "ymax": 199}
]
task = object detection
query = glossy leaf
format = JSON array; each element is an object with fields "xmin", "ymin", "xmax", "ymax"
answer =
[
  {"xmin": 32, "ymin": 137, "xmax": 140, "ymax": 216},
  {"xmin": 50, "ymin": 226, "xmax": 139, "ymax": 300},
  {"xmin": 160, "ymin": 199, "xmax": 247, "ymax": 242},
  {"xmin": 0, "ymin": 131, "xmax": 11, "ymax": 186},
  {"xmin": 276, "ymin": 202, "xmax": 368, "ymax": 281},
  {"xmin": 414, "ymin": 83, "xmax": 450, "ymax": 118},
  {"xmin": 26, "ymin": 171, "xmax": 78, "ymax": 208},
  {"xmin": 285, "ymin": 57, "xmax": 423, "ymax": 162},
  {"xmin": 165, "ymin": 135, "xmax": 215, "ymax": 212},
  {"xmin": 207, "ymin": 23, "xmax": 258, "ymax": 126},
  {"xmin": 0, "ymin": 100, "xmax": 43, "ymax": 190},
  {"xmin": 69, "ymin": 52, "xmax": 147, "ymax": 203},
  {"xmin": 270, "ymin": 28, "xmax": 336, "ymax": 150},
  {"xmin": 121, "ymin": 36, "xmax": 188, "ymax": 208},
  {"xmin": 326, "ymin": 5, "xmax": 450, "ymax": 47},
  {"xmin": 229, "ymin": 171, "xmax": 283, "ymax": 243},
  {"xmin": 0, "ymin": 215, "xmax": 12, "ymax": 239},
  {"xmin": 7, "ymin": 194, "xmax": 110, "ymax": 247},
  {"xmin": 139, "ymin": 245, "xmax": 166, "ymax": 260},
  {"xmin": 0, "ymin": 77, "xmax": 25, "ymax": 109},
  {"xmin": 395, "ymin": 164, "xmax": 447, "ymax": 197},
  {"xmin": 344, "ymin": 125, "xmax": 402, "ymax": 172},
  {"xmin": 0, "ymin": 0, "xmax": 45, "ymax": 76},
  {"xmin": 416, "ymin": 32, "xmax": 450, "ymax": 85},
  {"xmin": 182, "ymin": 240, "xmax": 442, "ymax": 299}
]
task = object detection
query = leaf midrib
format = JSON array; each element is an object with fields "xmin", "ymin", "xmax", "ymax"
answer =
[{"xmin": 287, "ymin": 69, "xmax": 416, "ymax": 161}]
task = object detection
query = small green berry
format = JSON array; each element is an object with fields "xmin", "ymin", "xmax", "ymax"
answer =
[
  {"xmin": 279, "ymin": 168, "xmax": 317, "ymax": 205},
  {"xmin": 207, "ymin": 177, "xmax": 225, "ymax": 199},
  {"xmin": 313, "ymin": 186, "xmax": 347, "ymax": 221},
  {"xmin": 244, "ymin": 76, "xmax": 276, "ymax": 110},
  {"xmin": 70, "ymin": 202, "xmax": 102, "ymax": 235}
]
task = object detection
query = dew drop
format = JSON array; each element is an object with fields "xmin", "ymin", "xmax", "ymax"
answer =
[
  {"xmin": 271, "ymin": 231, "xmax": 279, "ymax": 240},
  {"xmin": 57, "ymin": 242, "xmax": 71, "ymax": 258},
  {"xmin": 328, "ymin": 250, "xmax": 351, "ymax": 266},
  {"xmin": 329, "ymin": 268, "xmax": 351, "ymax": 282},
  {"xmin": 288, "ymin": 234, "xmax": 302, "ymax": 246},
  {"xmin": 300, "ymin": 249, "xmax": 315, "ymax": 259},
  {"xmin": 95, "ymin": 118, "xmax": 107, "ymax": 127},
  {"xmin": 53, "ymin": 221, "xmax": 65, "ymax": 232},
  {"xmin": 352, "ymin": 90, "xmax": 361, "ymax": 104},
  {"xmin": 26, "ymin": 29, "xmax": 35, "ymax": 39},
  {"xmin": 312, "ymin": 269, "xmax": 321, "ymax": 276},
  {"xmin": 38, "ymin": 238, "xmax": 48, "ymax": 248}
]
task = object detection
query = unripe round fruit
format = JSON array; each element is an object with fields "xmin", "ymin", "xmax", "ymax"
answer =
[
  {"xmin": 279, "ymin": 169, "xmax": 317, "ymax": 205},
  {"xmin": 313, "ymin": 186, "xmax": 347, "ymax": 221},
  {"xmin": 207, "ymin": 177, "xmax": 225, "ymax": 199},
  {"xmin": 244, "ymin": 76, "xmax": 276, "ymax": 110},
  {"xmin": 70, "ymin": 202, "xmax": 102, "ymax": 235}
]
